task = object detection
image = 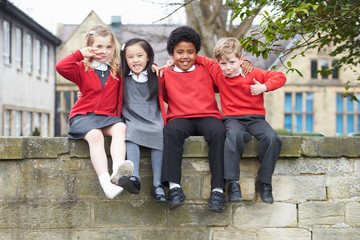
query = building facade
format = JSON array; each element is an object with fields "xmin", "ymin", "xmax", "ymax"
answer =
[
  {"xmin": 264, "ymin": 44, "xmax": 360, "ymax": 136},
  {"xmin": 0, "ymin": 0, "xmax": 61, "ymax": 136}
]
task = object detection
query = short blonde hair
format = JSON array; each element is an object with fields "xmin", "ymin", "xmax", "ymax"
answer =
[{"xmin": 214, "ymin": 37, "xmax": 243, "ymax": 61}]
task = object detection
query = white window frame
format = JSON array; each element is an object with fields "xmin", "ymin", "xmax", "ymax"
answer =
[
  {"xmin": 3, "ymin": 20, "xmax": 11, "ymax": 64},
  {"xmin": 35, "ymin": 39, "xmax": 41, "ymax": 76},
  {"xmin": 26, "ymin": 34, "xmax": 33, "ymax": 73},
  {"xmin": 4, "ymin": 110, "xmax": 10, "ymax": 136},
  {"xmin": 15, "ymin": 27, "xmax": 23, "ymax": 69},
  {"xmin": 42, "ymin": 44, "xmax": 49, "ymax": 79}
]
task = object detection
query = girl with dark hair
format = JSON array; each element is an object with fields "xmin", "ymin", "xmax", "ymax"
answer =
[{"xmin": 118, "ymin": 38, "xmax": 168, "ymax": 202}]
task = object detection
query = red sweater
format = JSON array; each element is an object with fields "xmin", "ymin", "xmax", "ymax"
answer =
[
  {"xmin": 196, "ymin": 55, "xmax": 286, "ymax": 117},
  {"xmin": 55, "ymin": 50, "xmax": 123, "ymax": 120},
  {"xmin": 160, "ymin": 65, "xmax": 222, "ymax": 123}
]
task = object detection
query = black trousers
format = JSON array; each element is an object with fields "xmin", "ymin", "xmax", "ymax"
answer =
[
  {"xmin": 223, "ymin": 115, "xmax": 282, "ymax": 184},
  {"xmin": 161, "ymin": 117, "xmax": 226, "ymax": 190}
]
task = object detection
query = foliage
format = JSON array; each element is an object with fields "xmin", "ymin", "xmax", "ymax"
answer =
[{"xmin": 228, "ymin": 0, "xmax": 360, "ymax": 99}]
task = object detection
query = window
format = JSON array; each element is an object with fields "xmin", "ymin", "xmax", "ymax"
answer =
[
  {"xmin": 3, "ymin": 20, "xmax": 11, "ymax": 64},
  {"xmin": 43, "ymin": 114, "xmax": 49, "ymax": 137},
  {"xmin": 4, "ymin": 110, "xmax": 10, "ymax": 136},
  {"xmin": 336, "ymin": 93, "xmax": 360, "ymax": 135},
  {"xmin": 311, "ymin": 59, "xmax": 339, "ymax": 80},
  {"xmin": 25, "ymin": 112, "xmax": 32, "ymax": 136},
  {"xmin": 284, "ymin": 92, "xmax": 314, "ymax": 133},
  {"xmin": 55, "ymin": 90, "xmax": 78, "ymax": 136},
  {"xmin": 15, "ymin": 111, "xmax": 22, "ymax": 136},
  {"xmin": 26, "ymin": 34, "xmax": 33, "ymax": 73},
  {"xmin": 42, "ymin": 44, "xmax": 49, "ymax": 79},
  {"xmin": 35, "ymin": 39, "xmax": 41, "ymax": 76},
  {"xmin": 15, "ymin": 27, "xmax": 23, "ymax": 68}
]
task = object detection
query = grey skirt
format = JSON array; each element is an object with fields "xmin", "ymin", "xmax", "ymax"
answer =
[{"xmin": 68, "ymin": 112, "xmax": 123, "ymax": 139}]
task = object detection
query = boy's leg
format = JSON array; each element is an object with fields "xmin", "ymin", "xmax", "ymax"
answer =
[
  {"xmin": 161, "ymin": 118, "xmax": 194, "ymax": 186},
  {"xmin": 197, "ymin": 117, "xmax": 226, "ymax": 190},
  {"xmin": 223, "ymin": 118, "xmax": 252, "ymax": 181},
  {"xmin": 248, "ymin": 117, "xmax": 282, "ymax": 184}
]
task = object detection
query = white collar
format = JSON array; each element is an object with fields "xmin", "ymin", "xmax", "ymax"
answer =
[
  {"xmin": 92, "ymin": 60, "xmax": 109, "ymax": 71},
  {"xmin": 173, "ymin": 65, "xmax": 196, "ymax": 73},
  {"xmin": 129, "ymin": 70, "xmax": 148, "ymax": 83}
]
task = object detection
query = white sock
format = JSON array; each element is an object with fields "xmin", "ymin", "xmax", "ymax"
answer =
[
  {"xmin": 212, "ymin": 187, "xmax": 223, "ymax": 193},
  {"xmin": 99, "ymin": 173, "xmax": 123, "ymax": 199},
  {"xmin": 169, "ymin": 182, "xmax": 181, "ymax": 190}
]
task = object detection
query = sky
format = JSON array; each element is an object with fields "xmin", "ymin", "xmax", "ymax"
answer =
[{"xmin": 9, "ymin": 0, "xmax": 186, "ymax": 35}]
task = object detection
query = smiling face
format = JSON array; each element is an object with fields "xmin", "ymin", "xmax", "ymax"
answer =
[
  {"xmin": 91, "ymin": 35, "xmax": 113, "ymax": 63},
  {"xmin": 125, "ymin": 43, "xmax": 149, "ymax": 77},
  {"xmin": 218, "ymin": 53, "xmax": 244, "ymax": 78},
  {"xmin": 170, "ymin": 41, "xmax": 197, "ymax": 71}
]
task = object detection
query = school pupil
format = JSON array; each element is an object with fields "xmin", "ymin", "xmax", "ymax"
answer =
[
  {"xmin": 196, "ymin": 37, "xmax": 286, "ymax": 204},
  {"xmin": 118, "ymin": 38, "xmax": 168, "ymax": 202},
  {"xmin": 160, "ymin": 26, "xmax": 227, "ymax": 213},
  {"xmin": 55, "ymin": 25, "xmax": 134, "ymax": 199}
]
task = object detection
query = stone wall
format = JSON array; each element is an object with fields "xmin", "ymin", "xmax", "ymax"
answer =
[{"xmin": 0, "ymin": 136, "xmax": 360, "ymax": 240}]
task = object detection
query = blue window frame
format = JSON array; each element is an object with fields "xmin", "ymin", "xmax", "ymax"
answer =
[
  {"xmin": 284, "ymin": 92, "xmax": 314, "ymax": 133},
  {"xmin": 336, "ymin": 93, "xmax": 360, "ymax": 135}
]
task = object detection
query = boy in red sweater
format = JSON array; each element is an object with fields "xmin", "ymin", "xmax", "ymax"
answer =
[
  {"xmin": 196, "ymin": 37, "xmax": 286, "ymax": 204},
  {"xmin": 160, "ymin": 26, "xmax": 227, "ymax": 213}
]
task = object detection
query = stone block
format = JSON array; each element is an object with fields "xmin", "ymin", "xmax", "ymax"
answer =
[
  {"xmin": 0, "ymin": 201, "xmax": 90, "ymax": 228},
  {"xmin": 142, "ymin": 229, "xmax": 208, "ymax": 240},
  {"xmin": 94, "ymin": 200, "xmax": 168, "ymax": 226},
  {"xmin": 258, "ymin": 228, "xmax": 311, "ymax": 240},
  {"xmin": 0, "ymin": 161, "xmax": 21, "ymax": 199},
  {"xmin": 69, "ymin": 139, "xmax": 90, "ymax": 158},
  {"xmin": 211, "ymin": 229, "xmax": 257, "ymax": 240},
  {"xmin": 299, "ymin": 201, "xmax": 345, "ymax": 225},
  {"xmin": 183, "ymin": 136, "xmax": 209, "ymax": 157},
  {"xmin": 328, "ymin": 175, "xmax": 360, "ymax": 199},
  {"xmin": 278, "ymin": 136, "xmax": 302, "ymax": 157},
  {"xmin": 313, "ymin": 228, "xmax": 360, "ymax": 240},
  {"xmin": 167, "ymin": 203, "xmax": 230, "ymax": 227},
  {"xmin": 0, "ymin": 137, "xmax": 24, "ymax": 159},
  {"xmin": 301, "ymin": 137, "xmax": 360, "ymax": 157},
  {"xmin": 25, "ymin": 137, "xmax": 69, "ymax": 159},
  {"xmin": 274, "ymin": 158, "xmax": 353, "ymax": 176},
  {"xmin": 273, "ymin": 175, "xmax": 326, "ymax": 202},
  {"xmin": 346, "ymin": 202, "xmax": 360, "ymax": 227},
  {"xmin": 233, "ymin": 202, "xmax": 297, "ymax": 227}
]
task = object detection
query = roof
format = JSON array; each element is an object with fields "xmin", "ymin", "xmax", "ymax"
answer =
[{"xmin": 0, "ymin": 0, "xmax": 61, "ymax": 45}]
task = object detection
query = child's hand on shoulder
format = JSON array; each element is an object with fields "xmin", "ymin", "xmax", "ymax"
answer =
[
  {"xmin": 250, "ymin": 79, "xmax": 267, "ymax": 95},
  {"xmin": 241, "ymin": 61, "xmax": 254, "ymax": 75}
]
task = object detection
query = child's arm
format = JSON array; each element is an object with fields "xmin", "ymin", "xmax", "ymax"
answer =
[
  {"xmin": 55, "ymin": 49, "xmax": 85, "ymax": 86},
  {"xmin": 250, "ymin": 69, "xmax": 287, "ymax": 95}
]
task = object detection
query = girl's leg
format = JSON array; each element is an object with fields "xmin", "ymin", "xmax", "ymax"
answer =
[
  {"xmin": 84, "ymin": 129, "xmax": 123, "ymax": 199},
  {"xmin": 126, "ymin": 141, "xmax": 140, "ymax": 178},
  {"xmin": 151, "ymin": 149, "xmax": 166, "ymax": 196},
  {"xmin": 103, "ymin": 122, "xmax": 133, "ymax": 183}
]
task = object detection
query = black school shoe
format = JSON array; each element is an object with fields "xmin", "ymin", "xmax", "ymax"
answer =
[
  {"xmin": 208, "ymin": 191, "xmax": 225, "ymax": 213},
  {"xmin": 168, "ymin": 187, "xmax": 186, "ymax": 209},
  {"xmin": 255, "ymin": 180, "xmax": 274, "ymax": 204},
  {"xmin": 118, "ymin": 176, "xmax": 140, "ymax": 194},
  {"xmin": 228, "ymin": 182, "xmax": 242, "ymax": 202},
  {"xmin": 150, "ymin": 185, "xmax": 168, "ymax": 203}
]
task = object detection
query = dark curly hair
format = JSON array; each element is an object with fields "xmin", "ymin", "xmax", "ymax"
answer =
[{"xmin": 166, "ymin": 26, "xmax": 201, "ymax": 55}]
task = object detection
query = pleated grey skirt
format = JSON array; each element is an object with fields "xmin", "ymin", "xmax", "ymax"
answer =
[{"xmin": 68, "ymin": 112, "xmax": 123, "ymax": 139}]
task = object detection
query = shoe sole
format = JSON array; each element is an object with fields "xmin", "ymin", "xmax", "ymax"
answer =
[
  {"xmin": 110, "ymin": 160, "xmax": 134, "ymax": 184},
  {"xmin": 229, "ymin": 197, "xmax": 242, "ymax": 202},
  {"xmin": 255, "ymin": 188, "xmax": 273, "ymax": 204},
  {"xmin": 169, "ymin": 200, "xmax": 185, "ymax": 209},
  {"xmin": 118, "ymin": 176, "xmax": 140, "ymax": 194},
  {"xmin": 208, "ymin": 205, "xmax": 224, "ymax": 213}
]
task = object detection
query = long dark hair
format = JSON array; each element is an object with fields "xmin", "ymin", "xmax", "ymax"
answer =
[{"xmin": 120, "ymin": 38, "xmax": 159, "ymax": 107}]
